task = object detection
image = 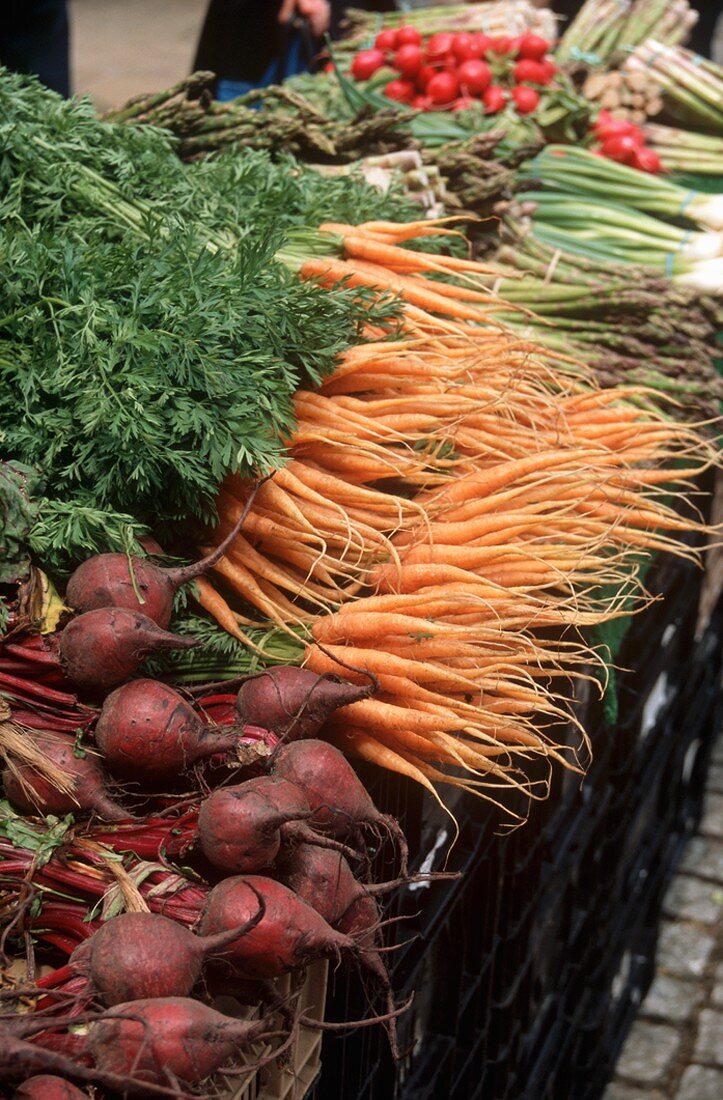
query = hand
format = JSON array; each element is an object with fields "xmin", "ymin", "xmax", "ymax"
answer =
[{"xmin": 278, "ymin": 0, "xmax": 330, "ymax": 38}]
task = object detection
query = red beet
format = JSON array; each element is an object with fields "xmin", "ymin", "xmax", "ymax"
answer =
[
  {"xmin": 14, "ymin": 1077, "xmax": 88, "ymax": 1100},
  {"xmin": 273, "ymin": 740, "xmax": 408, "ymax": 875},
  {"xmin": 94, "ymin": 679, "xmax": 239, "ymax": 779},
  {"xmin": 70, "ymin": 907, "xmax": 265, "ymax": 1005},
  {"xmin": 197, "ymin": 776, "xmax": 358, "ymax": 874},
  {"xmin": 279, "ymin": 843, "xmax": 365, "ymax": 926},
  {"xmin": 65, "ymin": 504, "xmax": 259, "ymax": 629},
  {"xmin": 58, "ymin": 608, "xmax": 197, "ymax": 693},
  {"xmin": 2, "ymin": 731, "xmax": 128, "ymax": 821},
  {"xmin": 236, "ymin": 666, "xmax": 373, "ymax": 741},
  {"xmin": 199, "ymin": 875, "xmax": 356, "ymax": 980},
  {"xmin": 87, "ymin": 996, "xmax": 272, "ymax": 1086}
]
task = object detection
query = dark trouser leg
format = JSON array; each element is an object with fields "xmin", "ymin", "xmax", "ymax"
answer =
[{"xmin": 0, "ymin": 0, "xmax": 70, "ymax": 96}]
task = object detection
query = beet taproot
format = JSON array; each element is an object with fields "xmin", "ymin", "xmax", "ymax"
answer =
[
  {"xmin": 94, "ymin": 679, "xmax": 238, "ymax": 779},
  {"xmin": 65, "ymin": 499, "xmax": 259, "ymax": 629},
  {"xmin": 58, "ymin": 608, "xmax": 197, "ymax": 693},
  {"xmin": 87, "ymin": 996, "xmax": 273, "ymax": 1087},
  {"xmin": 69, "ymin": 905, "xmax": 265, "ymax": 1006},
  {"xmin": 197, "ymin": 776, "xmax": 359, "ymax": 875},
  {"xmin": 199, "ymin": 875, "xmax": 355, "ymax": 980},
  {"xmin": 14, "ymin": 1077, "xmax": 88, "ymax": 1100},
  {"xmin": 2, "ymin": 731, "xmax": 128, "ymax": 821},
  {"xmin": 236, "ymin": 666, "xmax": 373, "ymax": 741},
  {"xmin": 273, "ymin": 740, "xmax": 409, "ymax": 875}
]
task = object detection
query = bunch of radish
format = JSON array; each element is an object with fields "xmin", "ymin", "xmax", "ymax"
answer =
[
  {"xmin": 589, "ymin": 110, "xmax": 662, "ymax": 173},
  {"xmin": 349, "ymin": 27, "xmax": 558, "ymax": 115}
]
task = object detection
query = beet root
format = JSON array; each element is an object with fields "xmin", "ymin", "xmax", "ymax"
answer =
[
  {"xmin": 94, "ymin": 679, "xmax": 238, "ymax": 779},
  {"xmin": 65, "ymin": 487, "xmax": 263, "ymax": 627},
  {"xmin": 2, "ymin": 732, "xmax": 128, "ymax": 821},
  {"xmin": 273, "ymin": 739, "xmax": 409, "ymax": 875},
  {"xmin": 279, "ymin": 844, "xmax": 365, "ymax": 927},
  {"xmin": 70, "ymin": 906, "xmax": 265, "ymax": 1006},
  {"xmin": 87, "ymin": 996, "xmax": 271, "ymax": 1086},
  {"xmin": 199, "ymin": 875, "xmax": 356, "ymax": 980},
  {"xmin": 58, "ymin": 608, "xmax": 197, "ymax": 693},
  {"xmin": 14, "ymin": 1077, "xmax": 88, "ymax": 1100},
  {"xmin": 236, "ymin": 666, "xmax": 373, "ymax": 741},
  {"xmin": 198, "ymin": 776, "xmax": 359, "ymax": 875}
]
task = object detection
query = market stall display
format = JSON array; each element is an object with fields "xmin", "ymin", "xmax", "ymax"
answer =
[{"xmin": 1, "ymin": 0, "xmax": 722, "ymax": 1096}]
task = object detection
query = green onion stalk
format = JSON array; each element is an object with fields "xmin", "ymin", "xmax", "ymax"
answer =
[{"xmin": 519, "ymin": 145, "xmax": 723, "ymax": 232}]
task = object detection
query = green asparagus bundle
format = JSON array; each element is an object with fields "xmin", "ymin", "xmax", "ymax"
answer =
[
  {"xmin": 625, "ymin": 40, "xmax": 723, "ymax": 135},
  {"xmin": 644, "ymin": 123, "xmax": 723, "ymax": 175},
  {"xmin": 556, "ymin": 0, "xmax": 696, "ymax": 69},
  {"xmin": 488, "ymin": 215, "xmax": 723, "ymax": 421}
]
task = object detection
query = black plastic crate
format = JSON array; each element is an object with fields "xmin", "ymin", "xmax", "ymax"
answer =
[{"xmin": 310, "ymin": 560, "xmax": 721, "ymax": 1100}]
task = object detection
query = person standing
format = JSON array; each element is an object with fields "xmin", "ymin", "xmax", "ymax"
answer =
[
  {"xmin": 193, "ymin": 0, "xmax": 331, "ymax": 99},
  {"xmin": 0, "ymin": 0, "xmax": 70, "ymax": 96}
]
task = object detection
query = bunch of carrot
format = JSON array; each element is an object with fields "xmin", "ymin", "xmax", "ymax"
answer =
[{"xmin": 196, "ymin": 218, "xmax": 718, "ymax": 819}]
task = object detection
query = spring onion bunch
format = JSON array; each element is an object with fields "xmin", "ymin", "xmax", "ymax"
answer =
[{"xmin": 520, "ymin": 145, "xmax": 723, "ymax": 232}]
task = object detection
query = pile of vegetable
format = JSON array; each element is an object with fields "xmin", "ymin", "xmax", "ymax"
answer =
[
  {"xmin": 1, "ymin": 37, "xmax": 722, "ymax": 1095},
  {"xmin": 349, "ymin": 26, "xmax": 558, "ymax": 116},
  {"xmin": 0, "ymin": 533, "xmax": 434, "ymax": 1094}
]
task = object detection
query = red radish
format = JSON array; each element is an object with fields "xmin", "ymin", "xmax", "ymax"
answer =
[
  {"xmin": 94, "ymin": 679, "xmax": 238, "ymax": 779},
  {"xmin": 457, "ymin": 59, "xmax": 491, "ymax": 95},
  {"xmin": 58, "ymin": 608, "xmax": 197, "ymax": 693},
  {"xmin": 489, "ymin": 35, "xmax": 516, "ymax": 55},
  {"xmin": 65, "ymin": 501, "xmax": 261, "ymax": 630},
  {"xmin": 427, "ymin": 70, "xmax": 459, "ymax": 105},
  {"xmin": 384, "ymin": 78, "xmax": 415, "ymax": 103},
  {"xmin": 235, "ymin": 665, "xmax": 373, "ymax": 742},
  {"xmin": 630, "ymin": 146, "xmax": 662, "ymax": 173},
  {"xmin": 539, "ymin": 57, "xmax": 557, "ymax": 81},
  {"xmin": 411, "ymin": 94, "xmax": 432, "ymax": 110},
  {"xmin": 601, "ymin": 133, "xmax": 641, "ymax": 163},
  {"xmin": 513, "ymin": 59, "xmax": 546, "ymax": 84},
  {"xmin": 425, "ymin": 32, "xmax": 454, "ymax": 60},
  {"xmin": 69, "ymin": 908, "xmax": 265, "ymax": 1005},
  {"xmin": 351, "ymin": 48, "xmax": 385, "ymax": 81},
  {"xmin": 416, "ymin": 64, "xmax": 437, "ymax": 90},
  {"xmin": 199, "ymin": 875, "xmax": 356, "ymax": 979},
  {"xmin": 87, "ymin": 996, "xmax": 274, "ymax": 1086},
  {"xmin": 14, "ymin": 1078, "xmax": 88, "ymax": 1100},
  {"xmin": 396, "ymin": 25, "xmax": 422, "ymax": 47},
  {"xmin": 451, "ymin": 33, "xmax": 476, "ymax": 60},
  {"xmin": 393, "ymin": 44, "xmax": 423, "ymax": 78},
  {"xmin": 374, "ymin": 29, "xmax": 398, "ymax": 52},
  {"xmin": 2, "ymin": 731, "xmax": 128, "ymax": 821},
  {"xmin": 453, "ymin": 96, "xmax": 476, "ymax": 111},
  {"xmin": 517, "ymin": 33, "xmax": 549, "ymax": 60},
  {"xmin": 475, "ymin": 33, "xmax": 494, "ymax": 56},
  {"xmin": 197, "ymin": 775, "xmax": 357, "ymax": 874},
  {"xmin": 511, "ymin": 85, "xmax": 540, "ymax": 114},
  {"xmin": 595, "ymin": 118, "xmax": 644, "ymax": 143},
  {"xmin": 273, "ymin": 739, "xmax": 409, "ymax": 875},
  {"xmin": 483, "ymin": 85, "xmax": 507, "ymax": 113}
]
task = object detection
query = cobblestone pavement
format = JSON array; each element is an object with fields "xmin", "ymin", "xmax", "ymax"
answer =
[{"xmin": 605, "ymin": 731, "xmax": 723, "ymax": 1099}]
